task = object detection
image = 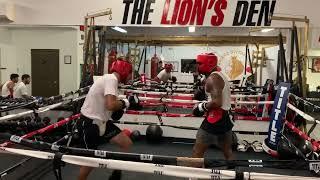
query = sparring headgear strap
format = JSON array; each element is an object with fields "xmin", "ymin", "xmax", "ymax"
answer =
[{"xmin": 110, "ymin": 59, "xmax": 132, "ymax": 83}]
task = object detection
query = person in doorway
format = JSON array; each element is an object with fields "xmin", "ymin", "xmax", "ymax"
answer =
[
  {"xmin": 192, "ymin": 54, "xmax": 234, "ymax": 166},
  {"xmin": 14, "ymin": 74, "xmax": 31, "ymax": 99},
  {"xmin": 153, "ymin": 63, "xmax": 177, "ymax": 83},
  {"xmin": 77, "ymin": 58, "xmax": 139, "ymax": 180},
  {"xmin": 1, "ymin": 74, "xmax": 19, "ymax": 98}
]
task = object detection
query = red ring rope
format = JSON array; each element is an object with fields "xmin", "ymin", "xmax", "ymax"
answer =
[
  {"xmin": 0, "ymin": 114, "xmax": 81, "ymax": 147},
  {"xmin": 126, "ymin": 110, "xmax": 270, "ymax": 121},
  {"xmin": 285, "ymin": 120, "xmax": 320, "ymax": 151}
]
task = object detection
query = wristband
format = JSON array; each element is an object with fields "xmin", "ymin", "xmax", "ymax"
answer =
[{"xmin": 198, "ymin": 102, "xmax": 208, "ymax": 112}]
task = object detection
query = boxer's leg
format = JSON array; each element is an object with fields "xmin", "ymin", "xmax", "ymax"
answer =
[
  {"xmin": 77, "ymin": 117, "xmax": 100, "ymax": 180},
  {"xmin": 106, "ymin": 121, "xmax": 133, "ymax": 180},
  {"xmin": 218, "ymin": 130, "xmax": 233, "ymax": 160},
  {"xmin": 192, "ymin": 128, "xmax": 211, "ymax": 168}
]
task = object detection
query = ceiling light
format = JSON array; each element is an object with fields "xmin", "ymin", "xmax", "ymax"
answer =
[
  {"xmin": 188, "ymin": 26, "xmax": 195, "ymax": 33},
  {"xmin": 111, "ymin": 26, "xmax": 127, "ymax": 33},
  {"xmin": 261, "ymin": 28, "xmax": 274, "ymax": 33}
]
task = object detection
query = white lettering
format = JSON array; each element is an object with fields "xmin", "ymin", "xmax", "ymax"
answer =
[
  {"xmin": 10, "ymin": 135, "xmax": 22, "ymax": 143},
  {"xmin": 274, "ymin": 109, "xmax": 281, "ymax": 120},
  {"xmin": 271, "ymin": 120, "xmax": 277, "ymax": 131},
  {"xmin": 270, "ymin": 131, "xmax": 277, "ymax": 142},
  {"xmin": 280, "ymin": 87, "xmax": 288, "ymax": 97},
  {"xmin": 277, "ymin": 97, "xmax": 283, "ymax": 109},
  {"xmin": 248, "ymin": 160, "xmax": 262, "ymax": 163},
  {"xmin": 141, "ymin": 154, "xmax": 153, "ymax": 161},
  {"xmin": 94, "ymin": 150, "xmax": 107, "ymax": 157},
  {"xmin": 310, "ymin": 162, "xmax": 320, "ymax": 173}
]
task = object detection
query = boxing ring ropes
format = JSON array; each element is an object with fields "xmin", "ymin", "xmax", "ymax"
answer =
[{"xmin": 0, "ymin": 86, "xmax": 319, "ymax": 179}]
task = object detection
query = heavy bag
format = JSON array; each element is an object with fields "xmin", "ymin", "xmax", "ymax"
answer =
[{"xmin": 151, "ymin": 55, "xmax": 159, "ymax": 79}]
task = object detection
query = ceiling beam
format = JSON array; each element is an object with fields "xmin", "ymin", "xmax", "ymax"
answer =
[{"xmin": 105, "ymin": 35, "xmax": 283, "ymax": 46}]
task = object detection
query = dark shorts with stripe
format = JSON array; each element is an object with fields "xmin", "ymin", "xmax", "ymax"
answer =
[
  {"xmin": 197, "ymin": 110, "xmax": 234, "ymax": 147},
  {"xmin": 76, "ymin": 115, "xmax": 122, "ymax": 149}
]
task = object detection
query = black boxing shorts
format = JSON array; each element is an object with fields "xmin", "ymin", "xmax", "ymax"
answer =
[
  {"xmin": 200, "ymin": 109, "xmax": 234, "ymax": 135},
  {"xmin": 76, "ymin": 115, "xmax": 122, "ymax": 149}
]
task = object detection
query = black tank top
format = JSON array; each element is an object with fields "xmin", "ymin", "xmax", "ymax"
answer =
[{"xmin": 200, "ymin": 110, "xmax": 234, "ymax": 135}]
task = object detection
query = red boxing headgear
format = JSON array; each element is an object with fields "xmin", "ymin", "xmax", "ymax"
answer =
[
  {"xmin": 110, "ymin": 59, "xmax": 132, "ymax": 83},
  {"xmin": 196, "ymin": 53, "xmax": 218, "ymax": 75},
  {"xmin": 164, "ymin": 63, "xmax": 173, "ymax": 71}
]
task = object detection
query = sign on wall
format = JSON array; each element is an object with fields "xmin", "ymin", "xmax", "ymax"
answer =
[
  {"xmin": 121, "ymin": 0, "xmax": 276, "ymax": 27},
  {"xmin": 11, "ymin": 0, "xmax": 281, "ymax": 27}
]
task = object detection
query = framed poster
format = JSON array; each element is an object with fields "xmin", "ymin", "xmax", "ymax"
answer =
[
  {"xmin": 312, "ymin": 57, "xmax": 320, "ymax": 73},
  {"xmin": 64, "ymin": 55, "xmax": 72, "ymax": 64},
  {"xmin": 181, "ymin": 59, "xmax": 196, "ymax": 73}
]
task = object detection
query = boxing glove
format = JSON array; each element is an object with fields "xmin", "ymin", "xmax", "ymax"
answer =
[
  {"xmin": 111, "ymin": 109, "xmax": 124, "ymax": 122},
  {"xmin": 171, "ymin": 76, "xmax": 177, "ymax": 83},
  {"xmin": 121, "ymin": 94, "xmax": 142, "ymax": 110},
  {"xmin": 193, "ymin": 87, "xmax": 207, "ymax": 101},
  {"xmin": 192, "ymin": 102, "xmax": 208, "ymax": 117}
]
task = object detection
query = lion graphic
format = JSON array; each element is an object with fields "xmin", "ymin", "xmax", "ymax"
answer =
[{"xmin": 228, "ymin": 56, "xmax": 244, "ymax": 80}]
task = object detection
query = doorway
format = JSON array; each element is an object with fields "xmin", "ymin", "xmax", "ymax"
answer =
[{"xmin": 31, "ymin": 49, "xmax": 59, "ymax": 97}]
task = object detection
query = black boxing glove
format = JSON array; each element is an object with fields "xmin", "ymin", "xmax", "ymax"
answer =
[
  {"xmin": 111, "ymin": 109, "xmax": 124, "ymax": 122},
  {"xmin": 193, "ymin": 88, "xmax": 207, "ymax": 101},
  {"xmin": 192, "ymin": 102, "xmax": 208, "ymax": 117},
  {"xmin": 121, "ymin": 94, "xmax": 141, "ymax": 110},
  {"xmin": 171, "ymin": 76, "xmax": 177, "ymax": 83}
]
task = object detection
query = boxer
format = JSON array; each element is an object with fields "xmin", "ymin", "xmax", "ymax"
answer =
[
  {"xmin": 192, "ymin": 53, "xmax": 234, "ymax": 165},
  {"xmin": 1, "ymin": 74, "xmax": 19, "ymax": 98},
  {"xmin": 153, "ymin": 63, "xmax": 177, "ymax": 83},
  {"xmin": 77, "ymin": 58, "xmax": 138, "ymax": 180}
]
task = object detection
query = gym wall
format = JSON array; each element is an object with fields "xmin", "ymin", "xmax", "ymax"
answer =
[{"xmin": 0, "ymin": 27, "xmax": 79, "ymax": 95}]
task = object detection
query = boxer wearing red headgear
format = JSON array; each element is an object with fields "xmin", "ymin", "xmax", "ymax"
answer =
[
  {"xmin": 192, "ymin": 53, "xmax": 234, "ymax": 165},
  {"xmin": 196, "ymin": 53, "xmax": 219, "ymax": 76},
  {"xmin": 77, "ymin": 58, "xmax": 138, "ymax": 180},
  {"xmin": 110, "ymin": 59, "xmax": 133, "ymax": 83},
  {"xmin": 153, "ymin": 63, "xmax": 177, "ymax": 83}
]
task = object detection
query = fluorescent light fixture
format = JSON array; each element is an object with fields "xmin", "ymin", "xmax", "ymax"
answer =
[
  {"xmin": 261, "ymin": 28, "xmax": 274, "ymax": 33},
  {"xmin": 111, "ymin": 26, "xmax": 127, "ymax": 33},
  {"xmin": 188, "ymin": 26, "xmax": 195, "ymax": 33}
]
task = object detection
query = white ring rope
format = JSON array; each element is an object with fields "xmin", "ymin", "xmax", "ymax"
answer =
[
  {"xmin": 287, "ymin": 103, "xmax": 320, "ymax": 124},
  {"xmin": 119, "ymin": 95, "xmax": 274, "ymax": 105},
  {"xmin": 290, "ymin": 93, "xmax": 320, "ymax": 110},
  {"xmin": 0, "ymin": 96, "xmax": 86, "ymax": 122},
  {"xmin": 0, "ymin": 147, "xmax": 235, "ymax": 179},
  {"xmin": 122, "ymin": 89, "xmax": 265, "ymax": 98},
  {"xmin": 0, "ymin": 147, "xmax": 316, "ymax": 180}
]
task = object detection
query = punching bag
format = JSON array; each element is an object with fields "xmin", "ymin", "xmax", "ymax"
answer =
[{"xmin": 151, "ymin": 54, "xmax": 159, "ymax": 79}]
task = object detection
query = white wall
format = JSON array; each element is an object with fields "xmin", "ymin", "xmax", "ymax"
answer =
[
  {"xmin": 0, "ymin": 27, "xmax": 79, "ymax": 95},
  {"xmin": 0, "ymin": 28, "xmax": 17, "ymax": 83},
  {"xmin": 11, "ymin": 27, "xmax": 79, "ymax": 94}
]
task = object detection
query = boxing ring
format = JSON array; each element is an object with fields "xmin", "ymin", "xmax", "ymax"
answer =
[{"xmin": 0, "ymin": 84, "xmax": 319, "ymax": 179}]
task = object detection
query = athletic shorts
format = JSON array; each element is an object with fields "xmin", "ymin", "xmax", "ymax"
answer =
[
  {"xmin": 196, "ymin": 128, "xmax": 233, "ymax": 148},
  {"xmin": 76, "ymin": 115, "xmax": 122, "ymax": 149}
]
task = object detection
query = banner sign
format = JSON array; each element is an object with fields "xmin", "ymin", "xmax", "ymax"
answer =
[
  {"xmin": 266, "ymin": 82, "xmax": 291, "ymax": 150},
  {"xmin": 119, "ymin": 0, "xmax": 277, "ymax": 27}
]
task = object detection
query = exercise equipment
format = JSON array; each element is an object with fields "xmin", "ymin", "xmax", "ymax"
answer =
[
  {"xmin": 146, "ymin": 124, "xmax": 163, "ymax": 143},
  {"xmin": 130, "ymin": 130, "xmax": 141, "ymax": 141}
]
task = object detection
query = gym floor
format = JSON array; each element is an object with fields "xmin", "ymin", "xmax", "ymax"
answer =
[{"xmin": 0, "ymin": 138, "xmax": 316, "ymax": 180}]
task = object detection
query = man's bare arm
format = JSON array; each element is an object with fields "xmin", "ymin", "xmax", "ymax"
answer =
[{"xmin": 205, "ymin": 74, "xmax": 225, "ymax": 110}]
